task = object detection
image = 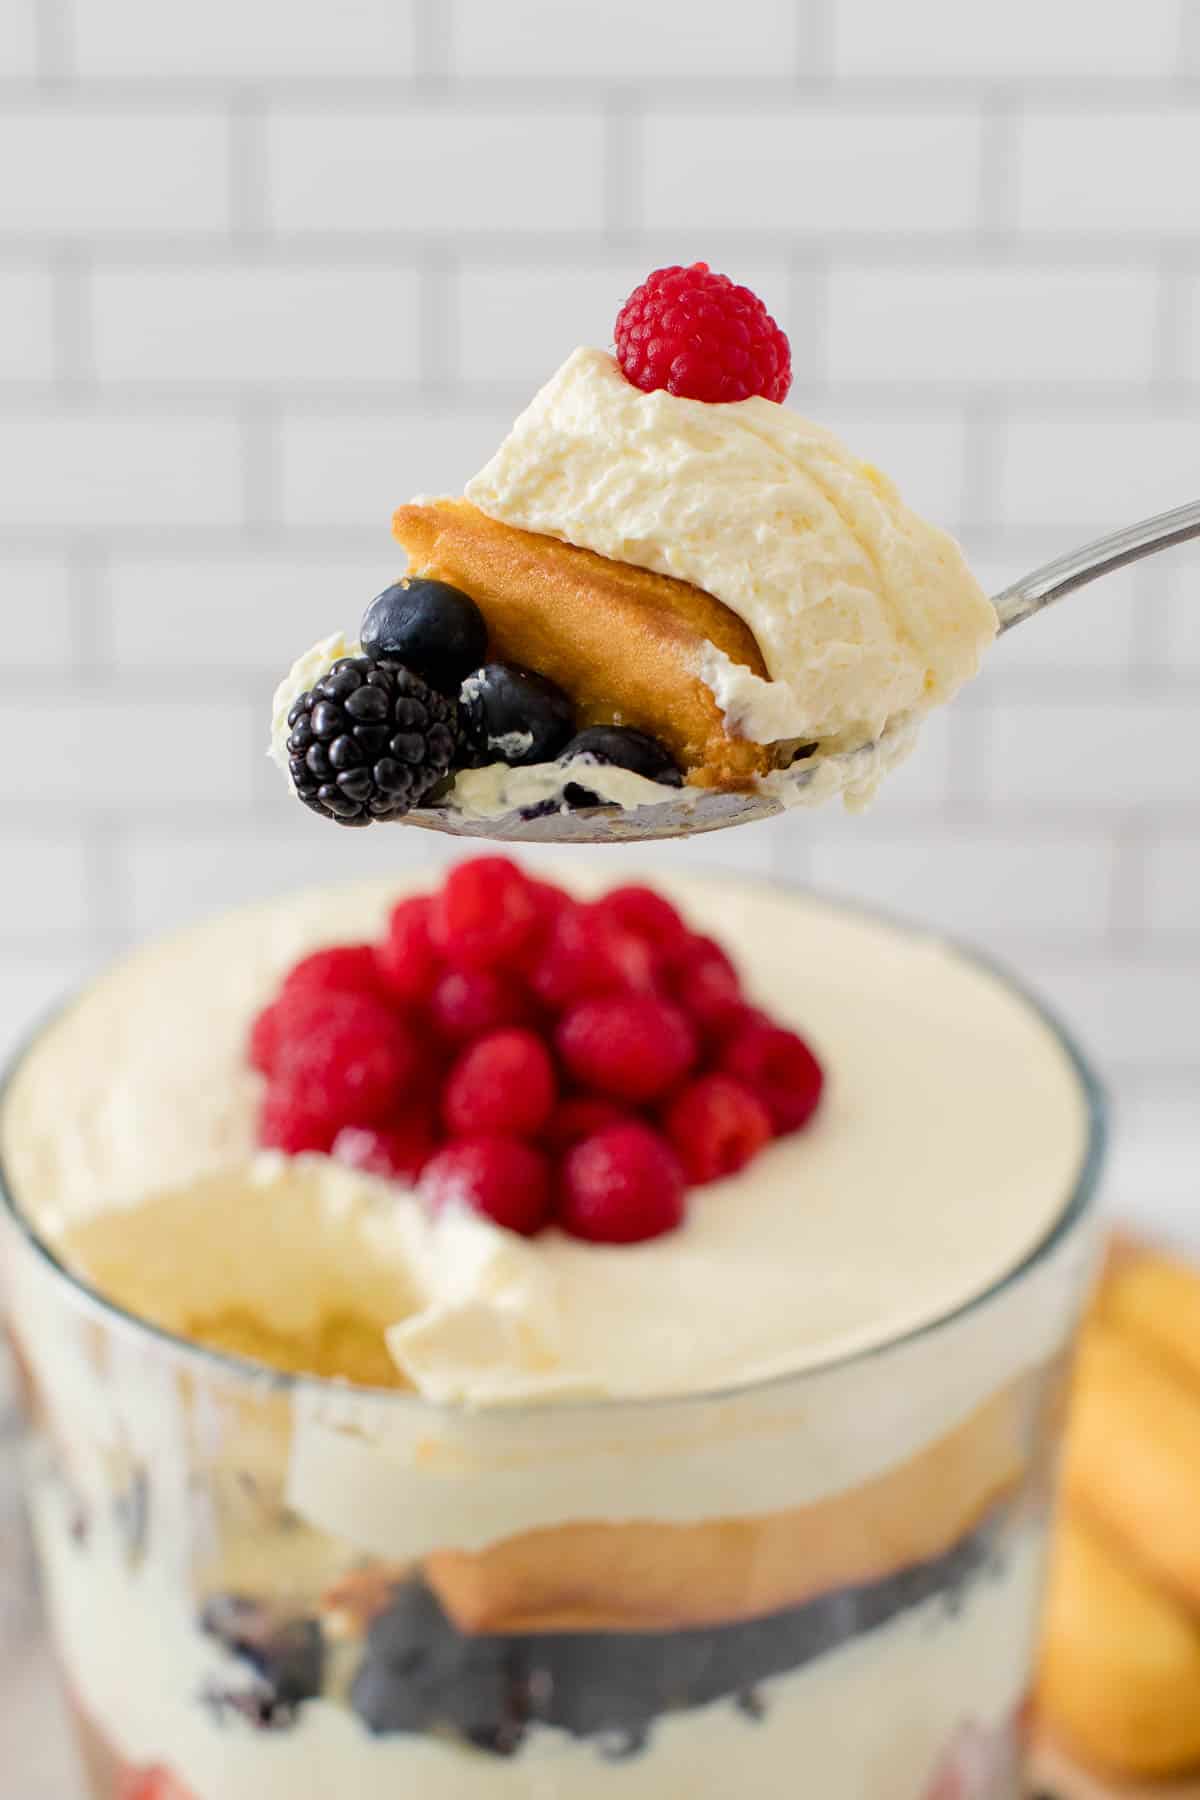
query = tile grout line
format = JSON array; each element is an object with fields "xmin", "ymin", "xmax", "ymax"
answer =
[
  {"xmin": 976, "ymin": 88, "xmax": 1020, "ymax": 239},
  {"xmin": 1108, "ymin": 818, "xmax": 1151, "ymax": 947},
  {"xmin": 50, "ymin": 243, "xmax": 91, "ymax": 393},
  {"xmin": 34, "ymin": 0, "xmax": 72, "ymax": 84},
  {"xmin": 1177, "ymin": 0, "xmax": 1200, "ymax": 75},
  {"xmin": 229, "ymin": 89, "xmax": 269, "ymax": 245},
  {"xmin": 790, "ymin": 244, "xmax": 829, "ymax": 392},
  {"xmin": 66, "ymin": 540, "xmax": 107, "ymax": 676},
  {"xmin": 4, "ymin": 72, "xmax": 1198, "ymax": 108},
  {"xmin": 81, "ymin": 818, "xmax": 132, "ymax": 949},
  {"xmin": 240, "ymin": 394, "xmax": 279, "ymax": 539},
  {"xmin": 4, "ymin": 231, "xmax": 1200, "ymax": 267},
  {"xmin": 602, "ymin": 89, "xmax": 640, "ymax": 247},
  {"xmin": 943, "ymin": 700, "xmax": 988, "ymax": 826},
  {"xmin": 796, "ymin": 0, "xmax": 836, "ymax": 80},
  {"xmin": 418, "ymin": 247, "xmax": 458, "ymax": 398},
  {"xmin": 413, "ymin": 0, "xmax": 452, "ymax": 88},
  {"xmin": 9, "ymin": 374, "xmax": 1200, "ymax": 415},
  {"xmin": 1150, "ymin": 249, "xmax": 1191, "ymax": 399},
  {"xmin": 960, "ymin": 391, "xmax": 1002, "ymax": 539}
]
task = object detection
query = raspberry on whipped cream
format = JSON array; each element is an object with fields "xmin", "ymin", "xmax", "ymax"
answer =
[
  {"xmin": 4, "ymin": 867, "xmax": 1094, "ymax": 1406},
  {"xmin": 614, "ymin": 261, "xmax": 792, "ymax": 404},
  {"xmin": 244, "ymin": 859, "xmax": 821, "ymax": 1246}
]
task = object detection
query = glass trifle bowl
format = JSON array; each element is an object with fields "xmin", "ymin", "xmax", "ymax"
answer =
[{"xmin": 0, "ymin": 868, "xmax": 1105, "ymax": 1799}]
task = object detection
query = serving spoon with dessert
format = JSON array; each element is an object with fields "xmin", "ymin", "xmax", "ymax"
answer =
[{"xmin": 272, "ymin": 263, "xmax": 1200, "ymax": 845}]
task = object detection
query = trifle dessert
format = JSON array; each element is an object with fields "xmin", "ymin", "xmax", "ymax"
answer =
[
  {"xmin": 272, "ymin": 264, "xmax": 997, "ymax": 832},
  {"xmin": 0, "ymin": 859, "xmax": 1102, "ymax": 1799}
]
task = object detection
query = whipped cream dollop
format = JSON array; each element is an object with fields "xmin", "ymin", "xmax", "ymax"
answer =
[
  {"xmin": 2, "ymin": 872, "xmax": 1092, "ymax": 1408},
  {"xmin": 466, "ymin": 347, "xmax": 996, "ymax": 754}
]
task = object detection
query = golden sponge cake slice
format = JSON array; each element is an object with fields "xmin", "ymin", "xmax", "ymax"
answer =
[{"xmin": 392, "ymin": 498, "xmax": 774, "ymax": 791}]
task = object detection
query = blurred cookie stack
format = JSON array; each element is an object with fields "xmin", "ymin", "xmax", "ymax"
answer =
[{"xmin": 1038, "ymin": 1239, "xmax": 1200, "ymax": 1786}]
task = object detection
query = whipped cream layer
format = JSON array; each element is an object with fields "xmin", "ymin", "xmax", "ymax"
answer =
[
  {"xmin": 466, "ymin": 347, "xmax": 996, "ymax": 753},
  {"xmin": 1, "ymin": 871, "xmax": 1092, "ymax": 1409}
]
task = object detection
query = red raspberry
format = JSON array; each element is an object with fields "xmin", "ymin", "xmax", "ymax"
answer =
[
  {"xmin": 669, "ymin": 934, "xmax": 744, "ymax": 1037},
  {"xmin": 429, "ymin": 967, "xmax": 536, "ymax": 1046},
  {"xmin": 531, "ymin": 901, "xmax": 657, "ymax": 1010},
  {"xmin": 377, "ymin": 895, "xmax": 442, "ymax": 1004},
  {"xmin": 273, "ymin": 996, "xmax": 418, "ymax": 1132},
  {"xmin": 247, "ymin": 999, "xmax": 284, "ymax": 1074},
  {"xmin": 719, "ymin": 1019, "xmax": 824, "ymax": 1134},
  {"xmin": 420, "ymin": 1136, "xmax": 552, "ymax": 1236},
  {"xmin": 249, "ymin": 945, "xmax": 394, "ymax": 1075},
  {"xmin": 664, "ymin": 1075, "xmax": 773, "ymax": 1184},
  {"xmin": 281, "ymin": 943, "xmax": 383, "ymax": 1003},
  {"xmin": 332, "ymin": 1116, "xmax": 437, "ymax": 1183},
  {"xmin": 258, "ymin": 1081, "xmax": 338, "ymax": 1155},
  {"xmin": 430, "ymin": 857, "xmax": 540, "ymax": 971},
  {"xmin": 542, "ymin": 1095, "xmax": 633, "ymax": 1155},
  {"xmin": 558, "ymin": 1123, "xmax": 687, "ymax": 1244},
  {"xmin": 556, "ymin": 994, "xmax": 697, "ymax": 1104},
  {"xmin": 593, "ymin": 884, "xmax": 688, "ymax": 960},
  {"xmin": 711, "ymin": 1002, "xmax": 772, "ymax": 1044},
  {"xmin": 615, "ymin": 262, "xmax": 791, "ymax": 405},
  {"xmin": 526, "ymin": 876, "xmax": 572, "ymax": 934},
  {"xmin": 442, "ymin": 1028, "xmax": 557, "ymax": 1140}
]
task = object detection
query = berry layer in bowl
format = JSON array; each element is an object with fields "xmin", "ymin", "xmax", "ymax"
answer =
[{"xmin": 0, "ymin": 869, "xmax": 1104, "ymax": 1798}]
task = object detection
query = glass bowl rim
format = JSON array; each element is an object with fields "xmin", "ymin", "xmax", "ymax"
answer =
[{"xmin": 0, "ymin": 874, "xmax": 1108, "ymax": 1417}]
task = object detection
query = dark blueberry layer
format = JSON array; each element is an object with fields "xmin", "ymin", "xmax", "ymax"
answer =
[
  {"xmin": 349, "ymin": 1512, "xmax": 1006, "ymax": 1758},
  {"xmin": 202, "ymin": 1593, "xmax": 325, "ymax": 1730}
]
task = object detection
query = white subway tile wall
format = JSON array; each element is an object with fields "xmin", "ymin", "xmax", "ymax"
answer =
[
  {"xmin": 0, "ymin": 108, "xmax": 232, "ymax": 236},
  {"xmin": 0, "ymin": 0, "xmax": 1196, "ymax": 1232},
  {"xmin": 89, "ymin": 265, "xmax": 425, "ymax": 388},
  {"xmin": 70, "ymin": 0, "xmax": 419, "ymax": 79}
]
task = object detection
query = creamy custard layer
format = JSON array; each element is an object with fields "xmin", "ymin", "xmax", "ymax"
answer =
[{"xmin": 41, "ymin": 1473, "xmax": 1040, "ymax": 1800}]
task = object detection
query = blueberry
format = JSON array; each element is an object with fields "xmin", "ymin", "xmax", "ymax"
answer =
[
  {"xmin": 359, "ymin": 579, "xmax": 488, "ymax": 696},
  {"xmin": 201, "ymin": 1594, "xmax": 325, "ymax": 1714},
  {"xmin": 558, "ymin": 726, "xmax": 684, "ymax": 807},
  {"xmin": 459, "ymin": 664, "xmax": 576, "ymax": 768}
]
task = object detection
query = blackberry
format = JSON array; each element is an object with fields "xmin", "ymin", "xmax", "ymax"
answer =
[{"xmin": 287, "ymin": 657, "xmax": 460, "ymax": 826}]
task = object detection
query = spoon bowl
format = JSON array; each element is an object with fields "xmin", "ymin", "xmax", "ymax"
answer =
[{"xmin": 395, "ymin": 496, "xmax": 1200, "ymax": 846}]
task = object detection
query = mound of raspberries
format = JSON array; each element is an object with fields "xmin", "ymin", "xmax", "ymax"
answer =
[
  {"xmin": 249, "ymin": 859, "xmax": 823, "ymax": 1245},
  {"xmin": 614, "ymin": 261, "xmax": 792, "ymax": 405}
]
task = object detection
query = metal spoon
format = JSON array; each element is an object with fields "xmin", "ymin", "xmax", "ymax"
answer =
[{"xmin": 403, "ymin": 497, "xmax": 1200, "ymax": 845}]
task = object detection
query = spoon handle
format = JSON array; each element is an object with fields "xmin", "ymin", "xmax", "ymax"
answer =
[{"xmin": 992, "ymin": 496, "xmax": 1200, "ymax": 633}]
